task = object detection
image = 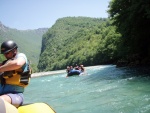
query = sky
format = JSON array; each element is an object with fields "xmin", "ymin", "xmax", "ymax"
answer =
[{"xmin": 0, "ymin": 0, "xmax": 110, "ymax": 30}]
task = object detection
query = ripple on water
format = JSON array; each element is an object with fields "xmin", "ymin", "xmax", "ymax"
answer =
[{"xmin": 24, "ymin": 65, "xmax": 150, "ymax": 113}]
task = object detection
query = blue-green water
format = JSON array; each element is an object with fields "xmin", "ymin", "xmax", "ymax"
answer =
[{"xmin": 24, "ymin": 65, "xmax": 150, "ymax": 113}]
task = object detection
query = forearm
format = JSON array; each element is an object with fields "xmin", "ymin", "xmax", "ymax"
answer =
[{"xmin": 0, "ymin": 60, "xmax": 21, "ymax": 72}]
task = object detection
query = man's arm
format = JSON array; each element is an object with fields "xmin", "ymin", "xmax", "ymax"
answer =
[{"xmin": 0, "ymin": 57, "xmax": 26, "ymax": 72}]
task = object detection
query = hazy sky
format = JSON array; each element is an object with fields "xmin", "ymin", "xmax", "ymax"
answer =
[{"xmin": 0, "ymin": 0, "xmax": 110, "ymax": 30}]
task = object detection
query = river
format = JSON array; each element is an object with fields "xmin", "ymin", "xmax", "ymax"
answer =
[{"xmin": 23, "ymin": 65, "xmax": 150, "ymax": 113}]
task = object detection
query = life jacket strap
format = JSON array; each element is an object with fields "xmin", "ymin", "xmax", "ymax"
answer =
[{"xmin": 20, "ymin": 70, "xmax": 31, "ymax": 85}]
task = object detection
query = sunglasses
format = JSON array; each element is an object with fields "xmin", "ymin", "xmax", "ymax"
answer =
[{"xmin": 4, "ymin": 51, "xmax": 12, "ymax": 55}]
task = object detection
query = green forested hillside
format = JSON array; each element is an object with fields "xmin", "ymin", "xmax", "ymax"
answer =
[
  {"xmin": 38, "ymin": 17, "xmax": 121, "ymax": 71},
  {"xmin": 0, "ymin": 22, "xmax": 48, "ymax": 71},
  {"xmin": 1, "ymin": 0, "xmax": 149, "ymax": 72},
  {"xmin": 108, "ymin": 0, "xmax": 150, "ymax": 66}
]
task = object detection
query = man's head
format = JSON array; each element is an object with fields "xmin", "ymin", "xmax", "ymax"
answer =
[{"xmin": 1, "ymin": 40, "xmax": 18, "ymax": 59}]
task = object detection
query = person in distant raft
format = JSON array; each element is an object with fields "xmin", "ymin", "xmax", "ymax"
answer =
[{"xmin": 0, "ymin": 40, "xmax": 32, "ymax": 107}]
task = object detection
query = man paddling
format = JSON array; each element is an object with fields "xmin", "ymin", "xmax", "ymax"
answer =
[{"xmin": 0, "ymin": 40, "xmax": 31, "ymax": 107}]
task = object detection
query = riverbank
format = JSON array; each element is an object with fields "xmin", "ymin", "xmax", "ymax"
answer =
[
  {"xmin": 31, "ymin": 70, "xmax": 66, "ymax": 78},
  {"xmin": 31, "ymin": 65, "xmax": 101, "ymax": 78}
]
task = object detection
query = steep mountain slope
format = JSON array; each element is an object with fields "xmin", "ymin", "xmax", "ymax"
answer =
[
  {"xmin": 38, "ymin": 17, "xmax": 121, "ymax": 71},
  {"xmin": 0, "ymin": 21, "xmax": 48, "ymax": 70}
]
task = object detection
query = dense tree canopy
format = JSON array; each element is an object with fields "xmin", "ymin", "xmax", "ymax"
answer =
[
  {"xmin": 38, "ymin": 17, "xmax": 121, "ymax": 71},
  {"xmin": 108, "ymin": 0, "xmax": 150, "ymax": 64},
  {"xmin": 38, "ymin": 0, "xmax": 150, "ymax": 71}
]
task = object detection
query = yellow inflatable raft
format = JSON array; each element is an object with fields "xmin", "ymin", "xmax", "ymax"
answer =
[{"xmin": 0, "ymin": 98, "xmax": 56, "ymax": 113}]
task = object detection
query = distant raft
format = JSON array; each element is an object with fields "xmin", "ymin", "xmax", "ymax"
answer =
[
  {"xmin": 0, "ymin": 98, "xmax": 56, "ymax": 113},
  {"xmin": 67, "ymin": 69, "xmax": 83, "ymax": 76}
]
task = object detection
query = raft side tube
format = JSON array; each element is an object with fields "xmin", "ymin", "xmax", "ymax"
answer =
[
  {"xmin": 18, "ymin": 103, "xmax": 56, "ymax": 113},
  {"xmin": 68, "ymin": 69, "xmax": 82, "ymax": 76}
]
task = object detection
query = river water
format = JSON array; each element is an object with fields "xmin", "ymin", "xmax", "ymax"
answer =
[{"xmin": 23, "ymin": 65, "xmax": 150, "ymax": 113}]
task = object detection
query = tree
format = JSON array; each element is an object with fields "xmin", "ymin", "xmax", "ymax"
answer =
[{"xmin": 108, "ymin": 0, "xmax": 150, "ymax": 59}]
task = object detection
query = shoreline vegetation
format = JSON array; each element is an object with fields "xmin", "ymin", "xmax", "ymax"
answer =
[{"xmin": 31, "ymin": 65, "xmax": 101, "ymax": 78}]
